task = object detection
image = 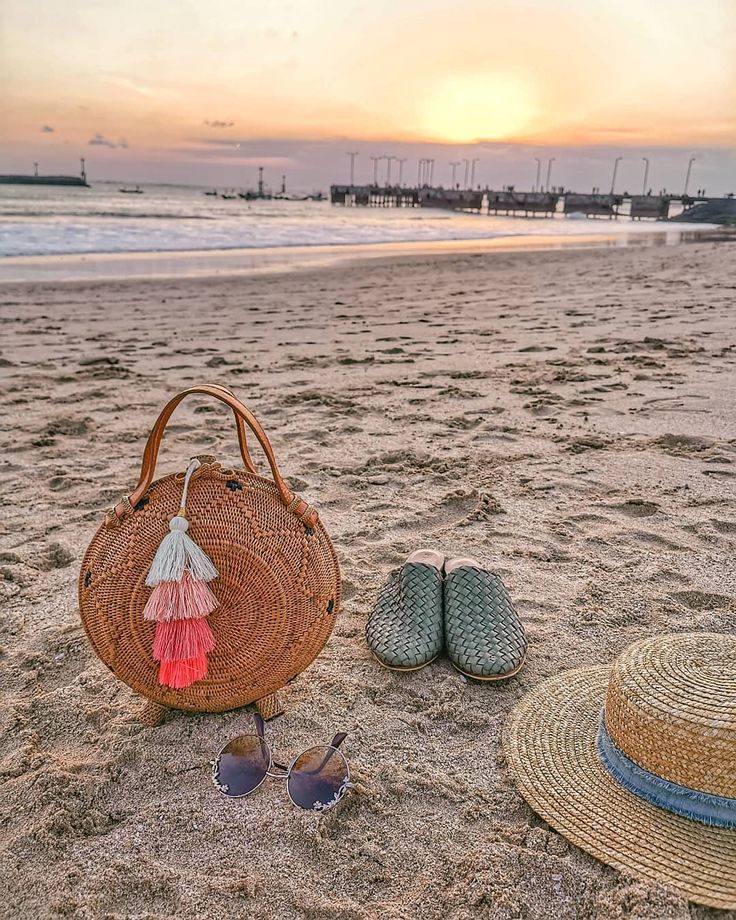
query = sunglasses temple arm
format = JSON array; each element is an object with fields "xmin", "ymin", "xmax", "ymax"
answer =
[
  {"xmin": 304, "ymin": 733, "xmax": 350, "ymax": 776},
  {"xmin": 254, "ymin": 713, "xmax": 266, "ymax": 739}
]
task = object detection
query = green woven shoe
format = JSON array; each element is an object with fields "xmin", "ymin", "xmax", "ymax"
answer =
[
  {"xmin": 366, "ymin": 550, "xmax": 445, "ymax": 671},
  {"xmin": 443, "ymin": 558, "xmax": 527, "ymax": 681}
]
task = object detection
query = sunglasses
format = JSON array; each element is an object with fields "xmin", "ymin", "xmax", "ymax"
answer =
[{"xmin": 211, "ymin": 714, "xmax": 353, "ymax": 812}]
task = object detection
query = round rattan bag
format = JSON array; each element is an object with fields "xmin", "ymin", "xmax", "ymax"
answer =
[{"xmin": 79, "ymin": 384, "xmax": 341, "ymax": 720}]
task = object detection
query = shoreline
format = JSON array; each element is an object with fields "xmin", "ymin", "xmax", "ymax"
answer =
[{"xmin": 0, "ymin": 225, "xmax": 725, "ymax": 284}]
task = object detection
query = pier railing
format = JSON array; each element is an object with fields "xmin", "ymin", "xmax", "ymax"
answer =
[{"xmin": 330, "ymin": 185, "xmax": 721, "ymax": 220}]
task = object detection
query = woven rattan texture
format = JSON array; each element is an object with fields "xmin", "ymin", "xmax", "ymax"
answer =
[
  {"xmin": 365, "ymin": 563, "xmax": 444, "ymax": 669},
  {"xmin": 503, "ymin": 656, "xmax": 736, "ymax": 909},
  {"xmin": 79, "ymin": 467, "xmax": 341, "ymax": 712},
  {"xmin": 604, "ymin": 633, "xmax": 736, "ymax": 797},
  {"xmin": 444, "ymin": 567, "xmax": 527, "ymax": 678}
]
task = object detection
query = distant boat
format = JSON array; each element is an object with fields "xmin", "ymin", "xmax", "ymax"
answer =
[
  {"xmin": 120, "ymin": 186, "xmax": 143, "ymax": 194},
  {"xmin": 221, "ymin": 192, "xmax": 237, "ymax": 200},
  {"xmin": 204, "ymin": 190, "xmax": 218, "ymax": 196},
  {"xmin": 238, "ymin": 190, "xmax": 271, "ymax": 200},
  {"xmin": 272, "ymin": 191, "xmax": 324, "ymax": 202}
]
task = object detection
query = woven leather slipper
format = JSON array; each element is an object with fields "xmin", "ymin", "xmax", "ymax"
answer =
[
  {"xmin": 444, "ymin": 557, "xmax": 527, "ymax": 681},
  {"xmin": 365, "ymin": 550, "xmax": 445, "ymax": 671}
]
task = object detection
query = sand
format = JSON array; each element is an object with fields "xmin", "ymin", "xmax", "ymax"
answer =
[{"xmin": 0, "ymin": 241, "xmax": 735, "ymax": 920}]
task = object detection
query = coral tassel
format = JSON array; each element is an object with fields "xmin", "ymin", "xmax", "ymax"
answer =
[
  {"xmin": 159, "ymin": 655, "xmax": 209, "ymax": 689},
  {"xmin": 153, "ymin": 618, "xmax": 215, "ymax": 663},
  {"xmin": 144, "ymin": 572, "xmax": 219, "ymax": 622}
]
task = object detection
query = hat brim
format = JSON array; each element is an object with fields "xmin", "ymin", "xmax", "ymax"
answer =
[{"xmin": 502, "ymin": 665, "xmax": 736, "ymax": 909}]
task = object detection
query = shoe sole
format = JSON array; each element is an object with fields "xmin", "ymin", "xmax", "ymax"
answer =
[
  {"xmin": 368, "ymin": 648, "xmax": 440, "ymax": 673},
  {"xmin": 449, "ymin": 652, "xmax": 527, "ymax": 682}
]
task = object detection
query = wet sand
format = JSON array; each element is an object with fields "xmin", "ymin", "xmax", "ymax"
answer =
[{"xmin": 0, "ymin": 241, "xmax": 734, "ymax": 919}]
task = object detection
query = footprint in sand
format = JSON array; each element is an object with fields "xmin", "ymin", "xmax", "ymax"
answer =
[
  {"xmin": 36, "ymin": 542, "xmax": 75, "ymax": 570},
  {"xmin": 609, "ymin": 500, "xmax": 660, "ymax": 518},
  {"xmin": 711, "ymin": 519, "xmax": 736, "ymax": 535},
  {"xmin": 462, "ymin": 491, "xmax": 505, "ymax": 523},
  {"xmin": 671, "ymin": 590, "xmax": 735, "ymax": 611}
]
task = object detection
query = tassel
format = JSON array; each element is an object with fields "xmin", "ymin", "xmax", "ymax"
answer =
[
  {"xmin": 145, "ymin": 516, "xmax": 218, "ymax": 586},
  {"xmin": 159, "ymin": 655, "xmax": 209, "ymax": 689},
  {"xmin": 143, "ymin": 572, "xmax": 219, "ymax": 622},
  {"xmin": 143, "ymin": 457, "xmax": 220, "ymax": 690},
  {"xmin": 153, "ymin": 618, "xmax": 215, "ymax": 662}
]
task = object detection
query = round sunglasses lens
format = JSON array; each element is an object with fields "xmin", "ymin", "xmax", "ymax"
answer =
[
  {"xmin": 212, "ymin": 735, "xmax": 269, "ymax": 797},
  {"xmin": 287, "ymin": 745, "xmax": 350, "ymax": 811}
]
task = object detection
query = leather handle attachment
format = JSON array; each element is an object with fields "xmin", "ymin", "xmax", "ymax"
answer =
[{"xmin": 110, "ymin": 385, "xmax": 317, "ymax": 528}]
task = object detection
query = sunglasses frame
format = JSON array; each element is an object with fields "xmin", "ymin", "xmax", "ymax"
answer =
[{"xmin": 211, "ymin": 714, "xmax": 353, "ymax": 812}]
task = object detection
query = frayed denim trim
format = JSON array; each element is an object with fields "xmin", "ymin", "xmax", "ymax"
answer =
[{"xmin": 596, "ymin": 715, "xmax": 736, "ymax": 829}]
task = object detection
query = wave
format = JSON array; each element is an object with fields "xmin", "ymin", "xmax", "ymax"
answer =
[
  {"xmin": 0, "ymin": 210, "xmax": 217, "ymax": 221},
  {"xmin": 0, "ymin": 189, "xmax": 713, "ymax": 259}
]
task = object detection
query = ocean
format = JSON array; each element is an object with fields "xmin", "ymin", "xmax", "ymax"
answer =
[{"xmin": 0, "ymin": 180, "xmax": 716, "ymax": 282}]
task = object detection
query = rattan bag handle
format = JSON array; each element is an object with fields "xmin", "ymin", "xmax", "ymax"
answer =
[
  {"xmin": 207, "ymin": 384, "xmax": 258, "ymax": 475},
  {"xmin": 111, "ymin": 385, "xmax": 317, "ymax": 527}
]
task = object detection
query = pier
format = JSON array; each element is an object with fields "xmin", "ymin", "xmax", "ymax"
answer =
[
  {"xmin": 0, "ymin": 158, "xmax": 89, "ymax": 188},
  {"xmin": 330, "ymin": 184, "xmax": 723, "ymax": 221}
]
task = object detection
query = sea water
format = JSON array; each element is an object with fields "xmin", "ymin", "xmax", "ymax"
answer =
[{"xmin": 0, "ymin": 181, "xmax": 709, "ymax": 260}]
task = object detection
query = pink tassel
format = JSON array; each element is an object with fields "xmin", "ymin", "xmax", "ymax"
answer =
[
  {"xmin": 153, "ymin": 618, "xmax": 215, "ymax": 664},
  {"xmin": 143, "ymin": 572, "xmax": 219, "ymax": 622},
  {"xmin": 159, "ymin": 655, "xmax": 209, "ymax": 689}
]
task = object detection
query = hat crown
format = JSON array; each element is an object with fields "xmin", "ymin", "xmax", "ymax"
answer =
[{"xmin": 604, "ymin": 633, "xmax": 736, "ymax": 797}]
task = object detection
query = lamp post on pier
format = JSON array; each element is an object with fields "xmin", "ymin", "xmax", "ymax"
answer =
[
  {"xmin": 641, "ymin": 157, "xmax": 650, "ymax": 195},
  {"xmin": 450, "ymin": 160, "xmax": 460, "ymax": 188},
  {"xmin": 370, "ymin": 156, "xmax": 381, "ymax": 186},
  {"xmin": 461, "ymin": 158, "xmax": 470, "ymax": 188},
  {"xmin": 534, "ymin": 157, "xmax": 541, "ymax": 192},
  {"xmin": 346, "ymin": 151, "xmax": 358, "ymax": 185},
  {"xmin": 469, "ymin": 158, "xmax": 480, "ymax": 189},
  {"xmin": 610, "ymin": 156, "xmax": 623, "ymax": 194},
  {"xmin": 545, "ymin": 157, "xmax": 555, "ymax": 192},
  {"xmin": 396, "ymin": 158, "xmax": 407, "ymax": 186},
  {"xmin": 684, "ymin": 156, "xmax": 698, "ymax": 196},
  {"xmin": 385, "ymin": 156, "xmax": 393, "ymax": 185}
]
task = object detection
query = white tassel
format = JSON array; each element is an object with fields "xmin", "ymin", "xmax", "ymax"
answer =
[
  {"xmin": 145, "ymin": 459, "xmax": 218, "ymax": 587},
  {"xmin": 146, "ymin": 516, "xmax": 218, "ymax": 586}
]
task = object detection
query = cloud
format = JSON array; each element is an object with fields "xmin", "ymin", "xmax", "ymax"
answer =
[
  {"xmin": 102, "ymin": 75, "xmax": 157, "ymax": 98},
  {"xmin": 100, "ymin": 74, "xmax": 180, "ymax": 101},
  {"xmin": 204, "ymin": 120, "xmax": 235, "ymax": 128},
  {"xmin": 88, "ymin": 133, "xmax": 116, "ymax": 148},
  {"xmin": 41, "ymin": 125, "xmax": 55, "ymax": 133},
  {"xmin": 88, "ymin": 133, "xmax": 129, "ymax": 149}
]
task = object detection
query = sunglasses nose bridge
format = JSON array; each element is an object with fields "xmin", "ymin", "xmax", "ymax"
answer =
[{"xmin": 266, "ymin": 762, "xmax": 290, "ymax": 779}]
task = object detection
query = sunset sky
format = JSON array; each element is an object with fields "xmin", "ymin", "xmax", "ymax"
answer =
[{"xmin": 1, "ymin": 0, "xmax": 735, "ymax": 191}]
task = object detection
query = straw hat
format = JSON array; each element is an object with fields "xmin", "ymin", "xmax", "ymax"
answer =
[{"xmin": 503, "ymin": 633, "xmax": 736, "ymax": 908}]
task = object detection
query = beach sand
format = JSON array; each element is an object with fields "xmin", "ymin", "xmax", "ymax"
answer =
[{"xmin": 1, "ymin": 241, "xmax": 735, "ymax": 920}]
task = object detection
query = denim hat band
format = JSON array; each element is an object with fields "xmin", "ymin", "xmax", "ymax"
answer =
[{"xmin": 596, "ymin": 715, "xmax": 736, "ymax": 829}]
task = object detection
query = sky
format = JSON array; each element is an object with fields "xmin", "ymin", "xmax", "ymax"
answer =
[{"xmin": 1, "ymin": 0, "xmax": 735, "ymax": 192}]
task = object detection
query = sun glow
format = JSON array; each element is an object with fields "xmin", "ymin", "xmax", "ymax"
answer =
[{"xmin": 419, "ymin": 73, "xmax": 536, "ymax": 143}]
